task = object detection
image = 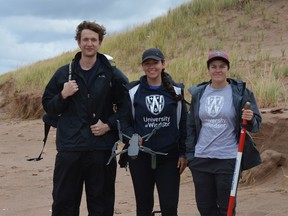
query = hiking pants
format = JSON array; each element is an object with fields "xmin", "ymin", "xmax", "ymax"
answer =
[
  {"xmin": 51, "ymin": 150, "xmax": 116, "ymax": 216},
  {"xmin": 129, "ymin": 153, "xmax": 180, "ymax": 216}
]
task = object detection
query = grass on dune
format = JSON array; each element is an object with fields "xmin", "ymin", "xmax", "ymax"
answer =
[{"xmin": 0, "ymin": 0, "xmax": 287, "ymax": 118}]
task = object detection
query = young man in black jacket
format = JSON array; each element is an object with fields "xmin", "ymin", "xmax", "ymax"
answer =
[{"xmin": 42, "ymin": 21, "xmax": 128, "ymax": 216}]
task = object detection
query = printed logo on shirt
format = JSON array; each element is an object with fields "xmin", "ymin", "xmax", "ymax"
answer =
[
  {"xmin": 205, "ymin": 96, "xmax": 224, "ymax": 117},
  {"xmin": 146, "ymin": 95, "xmax": 164, "ymax": 115}
]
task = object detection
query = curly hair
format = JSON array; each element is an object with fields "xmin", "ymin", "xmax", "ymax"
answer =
[{"xmin": 74, "ymin": 21, "xmax": 106, "ymax": 42}]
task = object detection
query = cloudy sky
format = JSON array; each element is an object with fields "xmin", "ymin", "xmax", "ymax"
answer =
[{"xmin": 0, "ymin": 0, "xmax": 189, "ymax": 75}]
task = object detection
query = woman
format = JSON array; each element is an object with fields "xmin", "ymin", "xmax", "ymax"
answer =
[
  {"xmin": 185, "ymin": 50, "xmax": 262, "ymax": 215},
  {"xmin": 121, "ymin": 48, "xmax": 187, "ymax": 216}
]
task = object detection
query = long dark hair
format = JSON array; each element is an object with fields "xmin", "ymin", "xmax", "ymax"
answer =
[{"xmin": 161, "ymin": 71, "xmax": 183, "ymax": 101}]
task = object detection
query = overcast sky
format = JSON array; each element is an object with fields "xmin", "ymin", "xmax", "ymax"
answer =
[{"xmin": 0, "ymin": 0, "xmax": 189, "ymax": 75}]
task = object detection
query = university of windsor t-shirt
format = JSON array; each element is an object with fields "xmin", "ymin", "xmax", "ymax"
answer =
[{"xmin": 195, "ymin": 84, "xmax": 238, "ymax": 159}]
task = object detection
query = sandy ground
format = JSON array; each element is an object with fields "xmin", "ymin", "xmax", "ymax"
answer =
[{"xmin": 0, "ymin": 109, "xmax": 288, "ymax": 216}]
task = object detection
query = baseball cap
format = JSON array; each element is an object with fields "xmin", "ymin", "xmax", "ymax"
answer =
[
  {"xmin": 207, "ymin": 50, "xmax": 230, "ymax": 69},
  {"xmin": 142, "ymin": 48, "xmax": 165, "ymax": 63}
]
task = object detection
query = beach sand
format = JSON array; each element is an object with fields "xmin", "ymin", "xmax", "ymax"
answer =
[{"xmin": 0, "ymin": 109, "xmax": 287, "ymax": 215}]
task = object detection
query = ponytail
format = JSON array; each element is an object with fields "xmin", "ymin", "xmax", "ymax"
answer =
[{"xmin": 161, "ymin": 71, "xmax": 183, "ymax": 101}]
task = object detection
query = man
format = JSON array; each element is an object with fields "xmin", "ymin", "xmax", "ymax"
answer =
[{"xmin": 42, "ymin": 21, "xmax": 128, "ymax": 216}]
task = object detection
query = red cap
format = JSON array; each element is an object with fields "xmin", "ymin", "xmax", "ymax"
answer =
[{"xmin": 207, "ymin": 50, "xmax": 230, "ymax": 69}]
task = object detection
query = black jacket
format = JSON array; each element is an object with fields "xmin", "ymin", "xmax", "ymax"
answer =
[{"xmin": 42, "ymin": 52, "xmax": 128, "ymax": 151}]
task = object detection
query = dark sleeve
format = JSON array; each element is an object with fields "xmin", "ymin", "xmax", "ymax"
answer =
[
  {"xmin": 106, "ymin": 67, "xmax": 129, "ymax": 130},
  {"xmin": 178, "ymin": 98, "xmax": 188, "ymax": 156},
  {"xmin": 42, "ymin": 65, "xmax": 69, "ymax": 115},
  {"xmin": 113, "ymin": 67, "xmax": 129, "ymax": 83},
  {"xmin": 185, "ymin": 96, "xmax": 197, "ymax": 162},
  {"xmin": 120, "ymin": 88, "xmax": 136, "ymax": 139},
  {"xmin": 243, "ymin": 89, "xmax": 262, "ymax": 133},
  {"xmin": 119, "ymin": 81, "xmax": 143, "ymax": 139}
]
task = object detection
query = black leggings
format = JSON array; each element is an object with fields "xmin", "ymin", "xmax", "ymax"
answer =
[{"xmin": 129, "ymin": 153, "xmax": 180, "ymax": 216}]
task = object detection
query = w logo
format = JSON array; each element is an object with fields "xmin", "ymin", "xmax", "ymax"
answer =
[
  {"xmin": 146, "ymin": 95, "xmax": 165, "ymax": 115},
  {"xmin": 205, "ymin": 96, "xmax": 224, "ymax": 117}
]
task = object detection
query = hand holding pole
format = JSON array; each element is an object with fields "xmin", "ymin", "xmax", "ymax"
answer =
[{"xmin": 227, "ymin": 102, "xmax": 250, "ymax": 216}]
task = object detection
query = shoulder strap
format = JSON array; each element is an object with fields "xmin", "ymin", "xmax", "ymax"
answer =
[
  {"xmin": 68, "ymin": 60, "xmax": 73, "ymax": 81},
  {"xmin": 27, "ymin": 60, "xmax": 73, "ymax": 161},
  {"xmin": 27, "ymin": 122, "xmax": 51, "ymax": 161}
]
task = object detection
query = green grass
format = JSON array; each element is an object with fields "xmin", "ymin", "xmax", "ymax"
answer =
[{"xmin": 0, "ymin": 0, "xmax": 287, "ymax": 118}]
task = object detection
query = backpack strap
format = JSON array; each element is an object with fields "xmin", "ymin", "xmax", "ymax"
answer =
[
  {"xmin": 27, "ymin": 61, "xmax": 73, "ymax": 161},
  {"xmin": 68, "ymin": 60, "xmax": 72, "ymax": 81},
  {"xmin": 27, "ymin": 122, "xmax": 51, "ymax": 161}
]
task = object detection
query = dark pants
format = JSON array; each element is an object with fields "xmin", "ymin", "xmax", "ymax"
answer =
[
  {"xmin": 129, "ymin": 153, "xmax": 180, "ymax": 216},
  {"xmin": 190, "ymin": 169, "xmax": 235, "ymax": 216},
  {"xmin": 51, "ymin": 151, "xmax": 116, "ymax": 216}
]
